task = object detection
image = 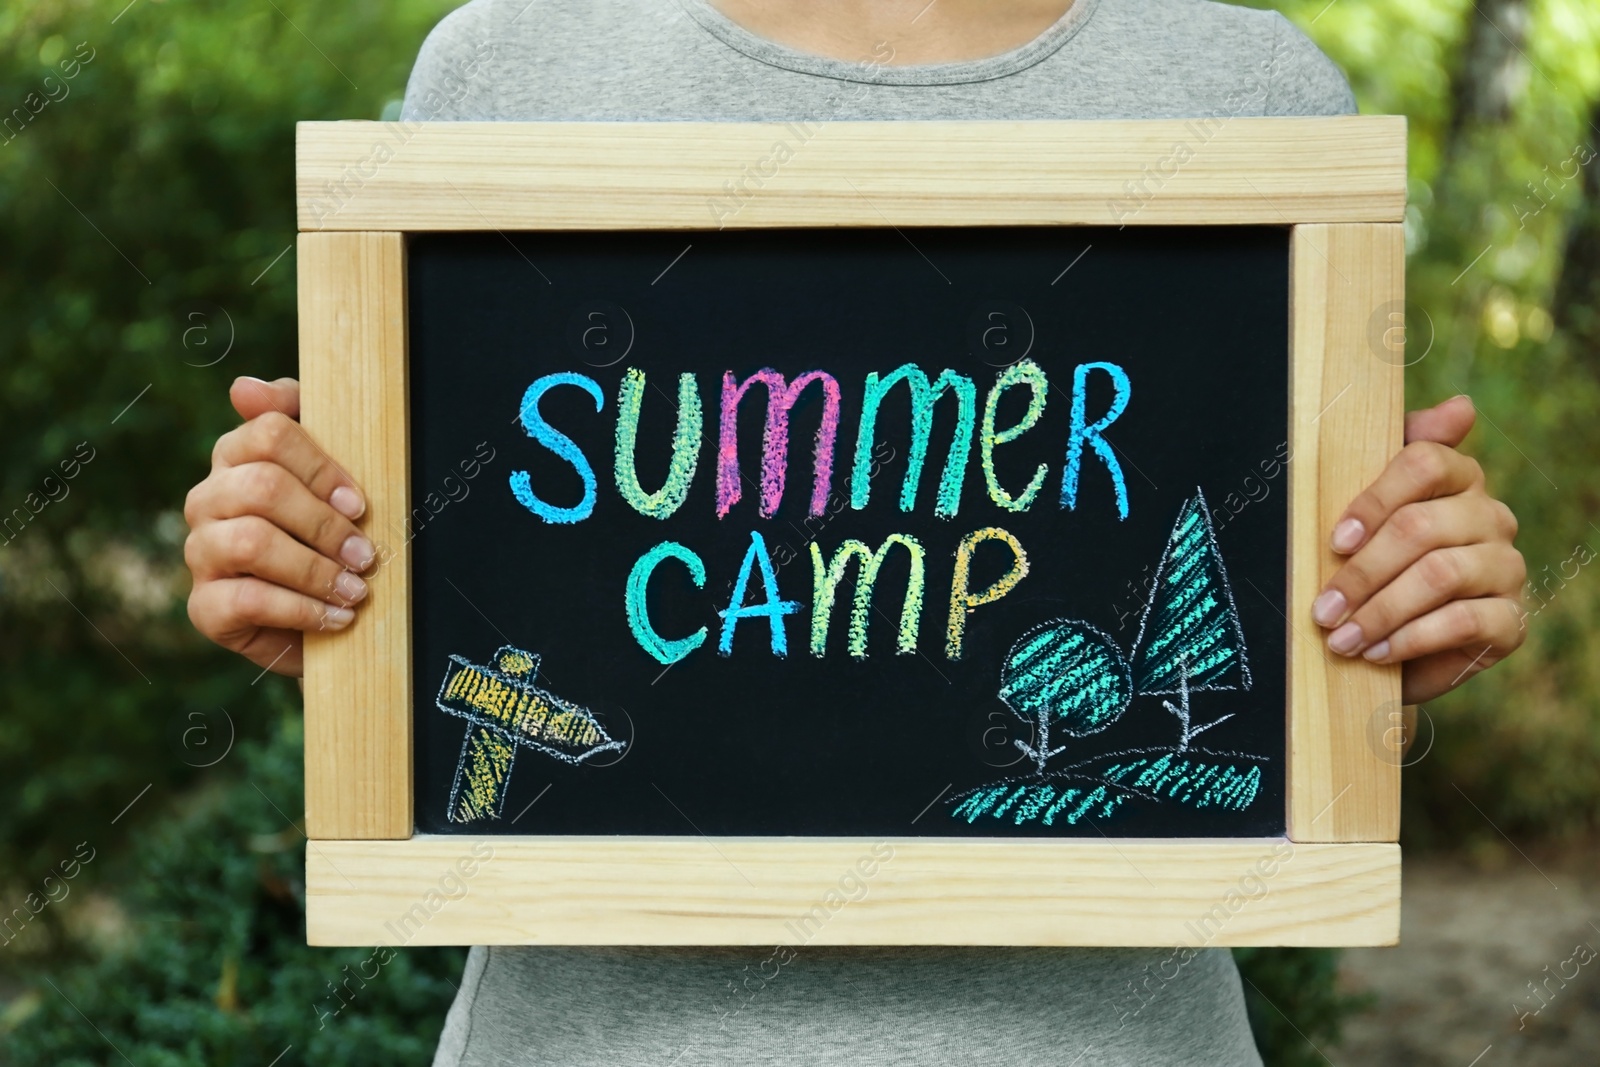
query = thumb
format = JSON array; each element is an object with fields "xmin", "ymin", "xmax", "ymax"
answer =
[
  {"xmin": 1403, "ymin": 393, "xmax": 1475, "ymax": 447},
  {"xmin": 231, "ymin": 376, "xmax": 301, "ymax": 422}
]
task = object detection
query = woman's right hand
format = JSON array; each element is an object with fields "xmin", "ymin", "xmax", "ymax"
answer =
[{"xmin": 184, "ymin": 376, "xmax": 374, "ymax": 677}]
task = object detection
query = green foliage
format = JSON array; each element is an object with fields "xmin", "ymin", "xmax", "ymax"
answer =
[
  {"xmin": 1234, "ymin": 947, "xmax": 1373, "ymax": 1067},
  {"xmin": 1261, "ymin": 0, "xmax": 1600, "ymax": 848},
  {"xmin": 0, "ymin": 0, "xmax": 463, "ymax": 1057},
  {"xmin": 4, "ymin": 717, "xmax": 465, "ymax": 1065},
  {"xmin": 0, "ymin": 0, "xmax": 454, "ymax": 938}
]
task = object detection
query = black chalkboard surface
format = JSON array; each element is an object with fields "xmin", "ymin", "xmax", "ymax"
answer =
[{"xmin": 408, "ymin": 226, "xmax": 1288, "ymax": 838}]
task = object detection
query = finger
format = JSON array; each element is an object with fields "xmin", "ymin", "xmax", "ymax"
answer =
[
  {"xmin": 1313, "ymin": 494, "xmax": 1516, "ymax": 627},
  {"xmin": 1386, "ymin": 598, "xmax": 1527, "ymax": 703},
  {"xmin": 1329, "ymin": 441, "xmax": 1485, "ymax": 555},
  {"xmin": 189, "ymin": 577, "xmax": 354, "ymax": 635},
  {"xmin": 1403, "ymin": 394, "xmax": 1475, "ymax": 448},
  {"xmin": 190, "ymin": 462, "xmax": 376, "ymax": 571},
  {"xmin": 1402, "ymin": 649, "xmax": 1502, "ymax": 705},
  {"xmin": 243, "ymin": 631, "xmax": 305, "ymax": 677},
  {"xmin": 185, "ymin": 517, "xmax": 369, "ymax": 607},
  {"xmin": 1360, "ymin": 594, "xmax": 1525, "ymax": 669},
  {"xmin": 1325, "ymin": 543, "xmax": 1525, "ymax": 656},
  {"xmin": 227, "ymin": 628, "xmax": 305, "ymax": 676},
  {"xmin": 215, "ymin": 625, "xmax": 305, "ymax": 676},
  {"xmin": 231, "ymin": 376, "xmax": 300, "ymax": 422},
  {"xmin": 187, "ymin": 577, "xmax": 349, "ymax": 674},
  {"xmin": 212, "ymin": 411, "xmax": 365, "ymax": 520}
]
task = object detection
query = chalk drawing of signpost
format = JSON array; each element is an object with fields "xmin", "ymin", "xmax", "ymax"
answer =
[{"xmin": 435, "ymin": 645, "xmax": 625, "ymax": 823}]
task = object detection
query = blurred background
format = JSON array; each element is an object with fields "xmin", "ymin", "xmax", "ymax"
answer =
[{"xmin": 1, "ymin": 0, "xmax": 1597, "ymax": 1063}]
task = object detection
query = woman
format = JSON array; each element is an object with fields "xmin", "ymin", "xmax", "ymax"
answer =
[{"xmin": 183, "ymin": 1, "xmax": 1526, "ymax": 1063}]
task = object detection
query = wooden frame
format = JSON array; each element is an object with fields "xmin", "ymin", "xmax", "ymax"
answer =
[{"xmin": 297, "ymin": 118, "xmax": 1406, "ymax": 947}]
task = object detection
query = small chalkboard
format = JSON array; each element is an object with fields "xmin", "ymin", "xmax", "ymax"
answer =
[
  {"xmin": 296, "ymin": 120, "xmax": 1406, "ymax": 947},
  {"xmin": 408, "ymin": 226, "xmax": 1288, "ymax": 838}
]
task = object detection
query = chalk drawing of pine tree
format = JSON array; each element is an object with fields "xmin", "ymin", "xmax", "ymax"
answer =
[{"xmin": 951, "ymin": 489, "xmax": 1266, "ymax": 830}]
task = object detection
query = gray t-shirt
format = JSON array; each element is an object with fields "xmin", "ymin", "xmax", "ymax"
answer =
[{"xmin": 401, "ymin": 1, "xmax": 1356, "ymax": 1064}]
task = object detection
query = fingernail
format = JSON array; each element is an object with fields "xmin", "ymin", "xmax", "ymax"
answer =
[
  {"xmin": 1331, "ymin": 518, "xmax": 1365, "ymax": 553},
  {"xmin": 323, "ymin": 605, "xmax": 355, "ymax": 629},
  {"xmin": 1328, "ymin": 622, "xmax": 1364, "ymax": 655},
  {"xmin": 1312, "ymin": 589, "xmax": 1346, "ymax": 627},
  {"xmin": 330, "ymin": 486, "xmax": 365, "ymax": 520},
  {"xmin": 1362, "ymin": 640, "xmax": 1391, "ymax": 662},
  {"xmin": 334, "ymin": 571, "xmax": 367, "ymax": 604},
  {"xmin": 340, "ymin": 535, "xmax": 375, "ymax": 571}
]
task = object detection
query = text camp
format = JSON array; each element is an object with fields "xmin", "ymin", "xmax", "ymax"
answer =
[{"xmin": 507, "ymin": 358, "xmax": 1133, "ymax": 666}]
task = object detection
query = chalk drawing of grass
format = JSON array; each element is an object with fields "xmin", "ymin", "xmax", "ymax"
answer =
[{"xmin": 950, "ymin": 488, "xmax": 1266, "ymax": 829}]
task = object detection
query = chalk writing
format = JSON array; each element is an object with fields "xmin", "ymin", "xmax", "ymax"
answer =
[{"xmin": 615, "ymin": 368, "xmax": 701, "ymax": 519}]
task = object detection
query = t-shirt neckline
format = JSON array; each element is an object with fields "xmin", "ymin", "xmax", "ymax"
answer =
[{"xmin": 677, "ymin": 0, "xmax": 1103, "ymax": 86}]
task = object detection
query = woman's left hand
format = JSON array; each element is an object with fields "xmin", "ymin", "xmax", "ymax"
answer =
[{"xmin": 1312, "ymin": 394, "xmax": 1526, "ymax": 704}]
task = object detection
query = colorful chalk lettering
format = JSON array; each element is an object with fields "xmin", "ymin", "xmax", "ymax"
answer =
[
  {"xmin": 981, "ymin": 358, "xmax": 1050, "ymax": 512},
  {"xmin": 626, "ymin": 541, "xmax": 709, "ymax": 666},
  {"xmin": 717, "ymin": 369, "xmax": 841, "ymax": 520},
  {"xmin": 945, "ymin": 527, "xmax": 1030, "ymax": 660},
  {"xmin": 718, "ymin": 530, "xmax": 803, "ymax": 657},
  {"xmin": 615, "ymin": 368, "xmax": 702, "ymax": 520},
  {"xmin": 809, "ymin": 534, "xmax": 926, "ymax": 659},
  {"xmin": 1061, "ymin": 361, "xmax": 1131, "ymax": 520},
  {"xmin": 850, "ymin": 364, "xmax": 976, "ymax": 520},
  {"xmin": 510, "ymin": 372, "xmax": 604, "ymax": 525}
]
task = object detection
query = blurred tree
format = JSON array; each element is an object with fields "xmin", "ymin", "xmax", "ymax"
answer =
[
  {"xmin": 1441, "ymin": 0, "xmax": 1529, "ymax": 166},
  {"xmin": 1255, "ymin": 0, "xmax": 1600, "ymax": 851},
  {"xmin": 1551, "ymin": 97, "xmax": 1600, "ymax": 367},
  {"xmin": 2, "ymin": 716, "xmax": 465, "ymax": 1065},
  {"xmin": 0, "ymin": 0, "xmax": 454, "ymax": 956}
]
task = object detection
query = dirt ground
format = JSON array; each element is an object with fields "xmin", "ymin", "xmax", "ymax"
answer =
[{"xmin": 1335, "ymin": 845, "xmax": 1600, "ymax": 1066}]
